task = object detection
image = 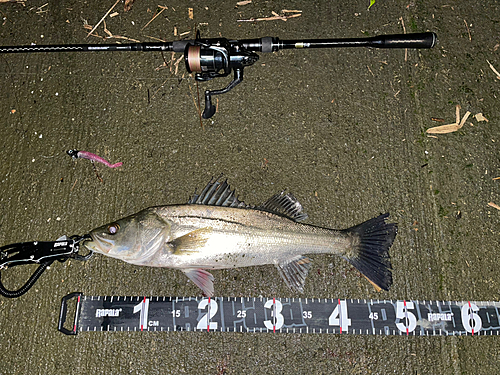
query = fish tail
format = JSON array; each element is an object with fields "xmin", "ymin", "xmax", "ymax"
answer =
[{"xmin": 343, "ymin": 213, "xmax": 397, "ymax": 291}]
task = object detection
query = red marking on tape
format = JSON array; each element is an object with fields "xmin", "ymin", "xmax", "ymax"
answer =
[
  {"xmin": 273, "ymin": 298, "xmax": 276, "ymax": 333},
  {"xmin": 338, "ymin": 299, "xmax": 342, "ymax": 334},
  {"xmin": 404, "ymin": 300, "xmax": 409, "ymax": 336},
  {"xmin": 74, "ymin": 295, "xmax": 81, "ymax": 332},
  {"xmin": 208, "ymin": 297, "xmax": 211, "ymax": 332},
  {"xmin": 141, "ymin": 297, "xmax": 146, "ymax": 331}
]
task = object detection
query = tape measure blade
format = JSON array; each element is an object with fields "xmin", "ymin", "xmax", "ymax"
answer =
[{"xmin": 66, "ymin": 295, "xmax": 500, "ymax": 336}]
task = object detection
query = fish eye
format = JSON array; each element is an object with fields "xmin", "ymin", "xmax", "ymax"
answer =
[{"xmin": 107, "ymin": 223, "xmax": 120, "ymax": 235}]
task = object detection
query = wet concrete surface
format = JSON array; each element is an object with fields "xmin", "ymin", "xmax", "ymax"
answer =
[{"xmin": 0, "ymin": 0, "xmax": 499, "ymax": 374}]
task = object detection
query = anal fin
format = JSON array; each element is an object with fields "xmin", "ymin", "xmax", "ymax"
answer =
[
  {"xmin": 182, "ymin": 268, "xmax": 215, "ymax": 297},
  {"xmin": 275, "ymin": 256, "xmax": 312, "ymax": 293}
]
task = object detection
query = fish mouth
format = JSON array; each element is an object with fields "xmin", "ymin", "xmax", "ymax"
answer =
[{"xmin": 83, "ymin": 234, "xmax": 113, "ymax": 254}]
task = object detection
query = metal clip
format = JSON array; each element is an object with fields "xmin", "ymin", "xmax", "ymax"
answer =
[{"xmin": 0, "ymin": 234, "xmax": 93, "ymax": 298}]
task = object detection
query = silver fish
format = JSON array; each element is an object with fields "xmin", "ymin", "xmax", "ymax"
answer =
[{"xmin": 83, "ymin": 178, "xmax": 397, "ymax": 296}]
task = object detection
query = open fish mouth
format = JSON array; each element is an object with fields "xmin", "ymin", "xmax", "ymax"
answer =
[{"xmin": 83, "ymin": 235, "xmax": 113, "ymax": 254}]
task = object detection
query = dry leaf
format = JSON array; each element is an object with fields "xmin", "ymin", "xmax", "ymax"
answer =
[{"xmin": 474, "ymin": 113, "xmax": 489, "ymax": 122}]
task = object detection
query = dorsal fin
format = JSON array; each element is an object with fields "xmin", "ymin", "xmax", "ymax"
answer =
[
  {"xmin": 188, "ymin": 177, "xmax": 248, "ymax": 208},
  {"xmin": 258, "ymin": 191, "xmax": 308, "ymax": 222}
]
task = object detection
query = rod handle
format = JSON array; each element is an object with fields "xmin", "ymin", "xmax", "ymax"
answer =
[{"xmin": 370, "ymin": 32, "xmax": 437, "ymax": 48}]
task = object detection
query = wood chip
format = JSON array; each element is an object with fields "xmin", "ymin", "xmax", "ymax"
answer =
[
  {"xmin": 188, "ymin": 7, "xmax": 194, "ymax": 19},
  {"xmin": 474, "ymin": 113, "xmax": 489, "ymax": 122},
  {"xmin": 488, "ymin": 202, "xmax": 500, "ymax": 211},
  {"xmin": 492, "ymin": 177, "xmax": 500, "ymax": 180},
  {"xmin": 236, "ymin": 0, "xmax": 252, "ymax": 5},
  {"xmin": 455, "ymin": 104, "xmax": 461, "ymax": 124},
  {"xmin": 110, "ymin": 12, "xmax": 119, "ymax": 18}
]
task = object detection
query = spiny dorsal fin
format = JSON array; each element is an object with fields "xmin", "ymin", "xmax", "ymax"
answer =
[
  {"xmin": 258, "ymin": 191, "xmax": 308, "ymax": 222},
  {"xmin": 275, "ymin": 256, "xmax": 312, "ymax": 293},
  {"xmin": 188, "ymin": 177, "xmax": 248, "ymax": 208}
]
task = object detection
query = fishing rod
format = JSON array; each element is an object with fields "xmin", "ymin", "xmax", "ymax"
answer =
[{"xmin": 0, "ymin": 31, "xmax": 437, "ymax": 119}]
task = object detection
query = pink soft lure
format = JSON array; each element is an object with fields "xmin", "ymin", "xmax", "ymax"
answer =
[{"xmin": 67, "ymin": 149, "xmax": 123, "ymax": 168}]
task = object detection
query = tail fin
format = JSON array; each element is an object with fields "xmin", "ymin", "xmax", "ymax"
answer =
[{"xmin": 344, "ymin": 213, "xmax": 397, "ymax": 292}]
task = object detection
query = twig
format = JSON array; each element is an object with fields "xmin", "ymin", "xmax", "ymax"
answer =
[
  {"xmin": 146, "ymin": 35, "xmax": 167, "ymax": 42},
  {"xmin": 486, "ymin": 60, "xmax": 500, "ymax": 80},
  {"xmin": 70, "ymin": 179, "xmax": 78, "ymax": 192},
  {"xmin": 464, "ymin": 20, "xmax": 471, "ymax": 41},
  {"xmin": 426, "ymin": 105, "xmax": 471, "ymax": 134},
  {"xmin": 86, "ymin": 0, "xmax": 120, "ymax": 38},
  {"xmin": 173, "ymin": 54, "xmax": 184, "ymax": 75},
  {"xmin": 188, "ymin": 84, "xmax": 203, "ymax": 128},
  {"xmin": 488, "ymin": 202, "xmax": 500, "ymax": 211},
  {"xmin": 142, "ymin": 6, "xmax": 167, "ymax": 31},
  {"xmin": 399, "ymin": 17, "xmax": 408, "ymax": 62},
  {"xmin": 196, "ymin": 81, "xmax": 203, "ymax": 128},
  {"xmin": 237, "ymin": 12, "xmax": 301, "ymax": 22}
]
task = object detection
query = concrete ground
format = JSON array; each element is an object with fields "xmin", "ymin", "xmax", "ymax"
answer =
[{"xmin": 0, "ymin": 0, "xmax": 499, "ymax": 373}]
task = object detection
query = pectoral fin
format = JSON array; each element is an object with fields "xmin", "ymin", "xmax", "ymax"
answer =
[
  {"xmin": 275, "ymin": 256, "xmax": 312, "ymax": 293},
  {"xmin": 170, "ymin": 228, "xmax": 213, "ymax": 255},
  {"xmin": 183, "ymin": 268, "xmax": 215, "ymax": 297}
]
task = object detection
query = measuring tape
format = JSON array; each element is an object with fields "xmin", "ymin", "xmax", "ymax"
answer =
[{"xmin": 58, "ymin": 292, "xmax": 500, "ymax": 336}]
